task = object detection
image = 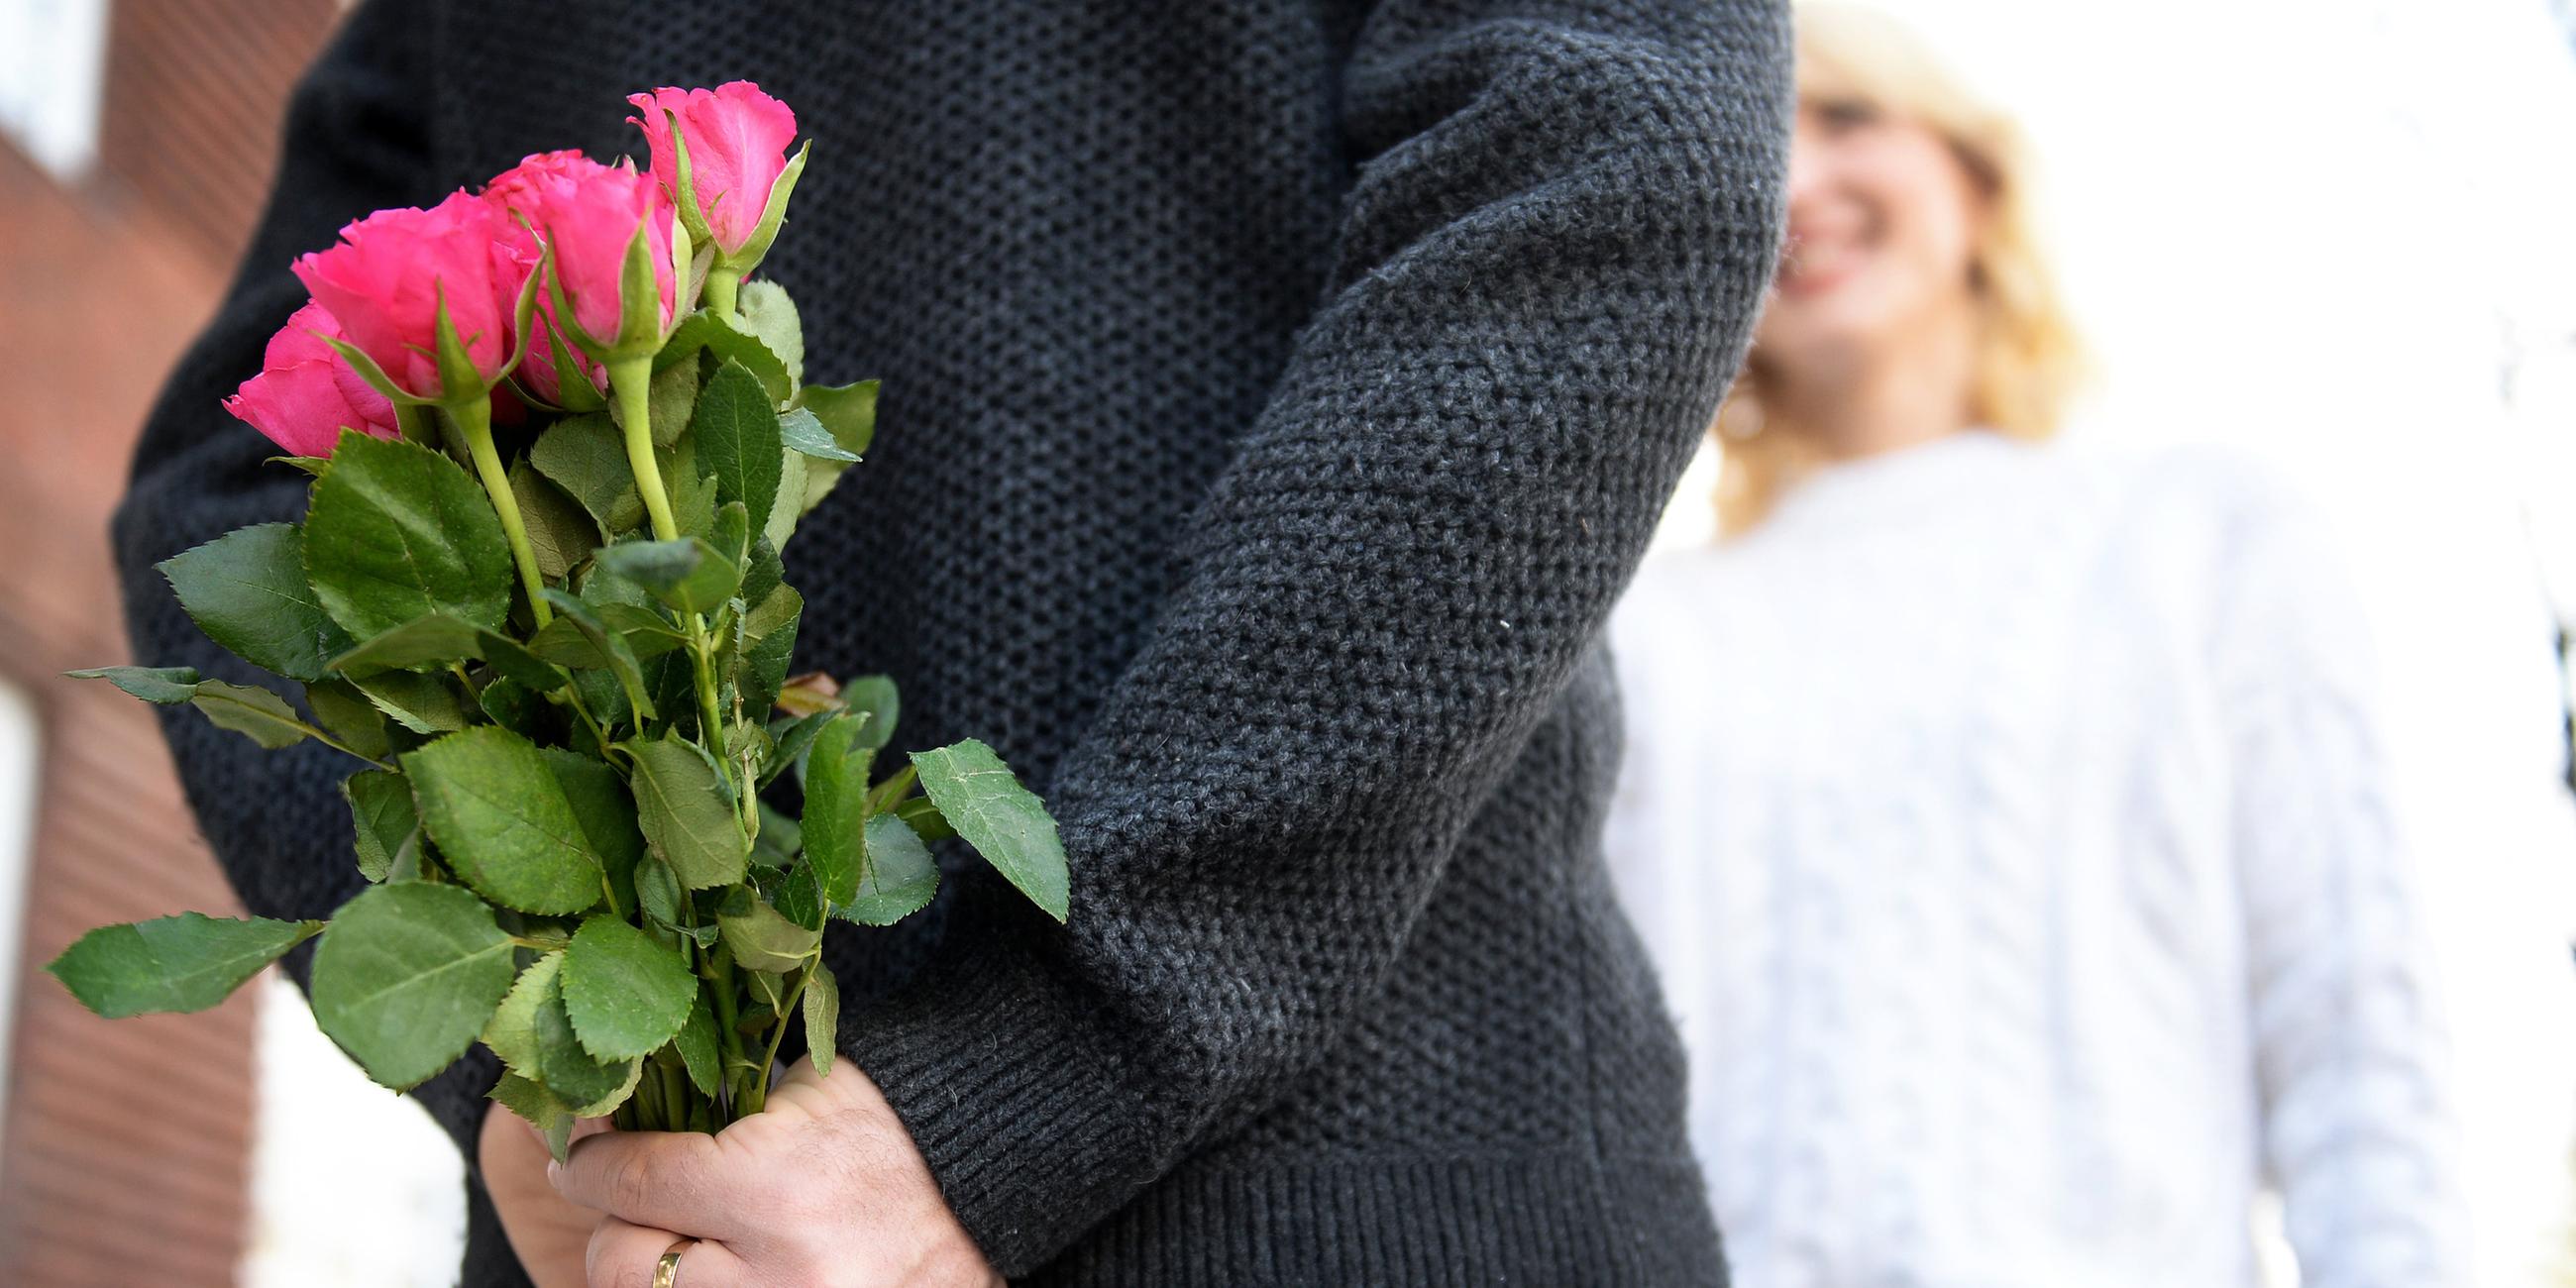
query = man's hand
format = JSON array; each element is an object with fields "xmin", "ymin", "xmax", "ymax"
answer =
[
  {"xmin": 549, "ymin": 1054, "xmax": 1002, "ymax": 1288},
  {"xmin": 481, "ymin": 1106, "xmax": 610, "ymax": 1288}
]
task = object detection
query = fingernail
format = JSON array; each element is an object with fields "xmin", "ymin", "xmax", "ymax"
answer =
[{"xmin": 546, "ymin": 1159, "xmax": 562, "ymax": 1185}]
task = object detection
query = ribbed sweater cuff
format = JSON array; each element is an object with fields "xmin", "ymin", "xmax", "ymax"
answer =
[{"xmin": 843, "ymin": 933, "xmax": 1161, "ymax": 1275}]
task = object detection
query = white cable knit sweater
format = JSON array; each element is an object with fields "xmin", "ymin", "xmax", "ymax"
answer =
[{"xmin": 1604, "ymin": 432, "xmax": 2469, "ymax": 1288}]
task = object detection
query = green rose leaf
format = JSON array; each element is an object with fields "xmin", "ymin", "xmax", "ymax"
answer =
[
  {"xmin": 190, "ymin": 680, "xmax": 310, "ymax": 750},
  {"xmin": 489, "ymin": 1072, "xmax": 577, "ymax": 1163},
  {"xmin": 304, "ymin": 678, "xmax": 392, "ymax": 762},
  {"xmin": 739, "ymin": 589, "xmax": 802, "ymax": 720},
  {"xmin": 764, "ymin": 450, "xmax": 809, "ymax": 554},
  {"xmin": 674, "ymin": 996, "xmax": 720, "ymax": 1098},
  {"xmin": 895, "ymin": 795, "xmax": 957, "ymax": 843},
  {"xmin": 351, "ymin": 670, "xmax": 470, "ymax": 734},
  {"xmin": 777, "ymin": 406, "xmax": 856, "ymax": 462},
  {"xmin": 533, "ymin": 968, "xmax": 637, "ymax": 1110},
  {"xmin": 911, "ymin": 739, "xmax": 1068, "ymax": 922},
  {"xmin": 632, "ymin": 854, "xmax": 685, "ymax": 936},
  {"xmin": 626, "ymin": 736, "xmax": 749, "ymax": 889},
  {"xmin": 593, "ymin": 535, "xmax": 740, "ymax": 618},
  {"xmin": 656, "ymin": 313, "xmax": 792, "ymax": 404},
  {"xmin": 303, "ymin": 431, "xmax": 513, "ymax": 640},
  {"xmin": 839, "ymin": 813, "xmax": 939, "ymax": 926},
  {"xmin": 561, "ymin": 915, "xmax": 695, "ymax": 1061},
  {"xmin": 842, "ymin": 675, "xmax": 899, "ymax": 751},
  {"xmin": 66, "ymin": 665, "xmax": 201, "ymax": 704},
  {"xmin": 507, "ymin": 459, "xmax": 601, "ymax": 582},
  {"xmin": 761, "ymin": 711, "xmax": 832, "ymax": 788},
  {"xmin": 795, "ymin": 379, "xmax": 878, "ymax": 458},
  {"xmin": 475, "ymin": 630, "xmax": 572, "ymax": 693},
  {"xmin": 343, "ymin": 768, "xmax": 419, "ymax": 884},
  {"xmin": 539, "ymin": 748, "xmax": 644, "ymax": 915},
  {"xmin": 533, "ymin": 590, "xmax": 657, "ymax": 721},
  {"xmin": 158, "ymin": 523, "xmax": 352, "ymax": 681},
  {"xmin": 402, "ymin": 726, "xmax": 605, "ymax": 915},
  {"xmin": 691, "ymin": 361, "xmax": 786, "ymax": 540},
  {"xmin": 48, "ymin": 912, "xmax": 323, "ymax": 1018},
  {"xmin": 736, "ymin": 278, "xmax": 805, "ymax": 386},
  {"xmin": 482, "ymin": 950, "xmax": 563, "ymax": 1078},
  {"xmin": 800, "ymin": 714, "xmax": 874, "ymax": 907},
  {"xmin": 309, "ymin": 882, "xmax": 515, "ymax": 1090},
  {"xmin": 716, "ymin": 888, "xmax": 817, "ymax": 972},
  {"xmin": 530, "ymin": 413, "xmax": 645, "ymax": 537},
  {"xmin": 801, "ymin": 960, "xmax": 840, "ymax": 1074},
  {"xmin": 329, "ymin": 613, "xmax": 483, "ymax": 676},
  {"xmin": 646, "ymin": 355, "xmax": 699, "ymax": 449}
]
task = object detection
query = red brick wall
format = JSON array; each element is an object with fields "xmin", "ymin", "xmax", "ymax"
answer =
[{"xmin": 0, "ymin": 1, "xmax": 338, "ymax": 1281}]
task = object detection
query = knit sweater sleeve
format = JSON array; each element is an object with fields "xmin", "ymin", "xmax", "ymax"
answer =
[
  {"xmin": 2212, "ymin": 478, "xmax": 2471, "ymax": 1286},
  {"xmin": 841, "ymin": 0, "xmax": 1788, "ymax": 1272},
  {"xmin": 105, "ymin": 1, "xmax": 501, "ymax": 1153}
]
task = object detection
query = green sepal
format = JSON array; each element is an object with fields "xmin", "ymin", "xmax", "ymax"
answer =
[{"xmin": 728, "ymin": 141, "xmax": 809, "ymax": 275}]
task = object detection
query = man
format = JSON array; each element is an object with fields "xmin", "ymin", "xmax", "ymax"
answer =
[{"xmin": 114, "ymin": 0, "xmax": 1788, "ymax": 1282}]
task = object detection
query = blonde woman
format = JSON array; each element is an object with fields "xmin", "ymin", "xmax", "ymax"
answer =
[{"xmin": 1603, "ymin": 7, "xmax": 2469, "ymax": 1285}]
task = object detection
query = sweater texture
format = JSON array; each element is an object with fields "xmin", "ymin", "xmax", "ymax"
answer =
[
  {"xmin": 111, "ymin": 1, "xmax": 1790, "ymax": 1282},
  {"xmin": 1604, "ymin": 434, "xmax": 2470, "ymax": 1287}
]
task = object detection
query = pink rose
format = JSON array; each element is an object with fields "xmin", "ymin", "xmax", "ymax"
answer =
[
  {"xmin": 627, "ymin": 82, "xmax": 799, "ymax": 256},
  {"xmin": 506, "ymin": 153, "xmax": 678, "ymax": 357},
  {"xmin": 481, "ymin": 155, "xmax": 615, "ymax": 404},
  {"xmin": 482, "ymin": 149, "xmax": 593, "ymax": 222},
  {"xmin": 223, "ymin": 302, "xmax": 400, "ymax": 456},
  {"xmin": 291, "ymin": 190, "xmax": 527, "ymax": 401}
]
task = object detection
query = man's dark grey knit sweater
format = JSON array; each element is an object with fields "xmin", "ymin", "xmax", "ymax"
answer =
[{"xmin": 112, "ymin": 1, "xmax": 1787, "ymax": 1281}]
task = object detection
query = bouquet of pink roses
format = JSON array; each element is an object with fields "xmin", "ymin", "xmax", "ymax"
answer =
[{"xmin": 50, "ymin": 82, "xmax": 1066, "ymax": 1152}]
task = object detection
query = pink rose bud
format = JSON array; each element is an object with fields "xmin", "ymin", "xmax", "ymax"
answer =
[
  {"xmin": 627, "ymin": 82, "xmax": 801, "ymax": 258},
  {"xmin": 223, "ymin": 302, "xmax": 401, "ymax": 456},
  {"xmin": 515, "ymin": 307, "xmax": 609, "ymax": 407},
  {"xmin": 290, "ymin": 190, "xmax": 528, "ymax": 401},
  {"xmin": 506, "ymin": 153, "xmax": 680, "ymax": 360}
]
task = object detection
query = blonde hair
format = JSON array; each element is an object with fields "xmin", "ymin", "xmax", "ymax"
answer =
[{"xmin": 1716, "ymin": 3, "xmax": 2086, "ymax": 535}]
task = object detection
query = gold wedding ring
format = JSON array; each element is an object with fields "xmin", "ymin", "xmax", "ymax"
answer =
[{"xmin": 653, "ymin": 1238, "xmax": 695, "ymax": 1288}]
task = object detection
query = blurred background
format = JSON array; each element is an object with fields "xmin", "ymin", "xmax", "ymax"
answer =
[{"xmin": 0, "ymin": 0, "xmax": 2571, "ymax": 1284}]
